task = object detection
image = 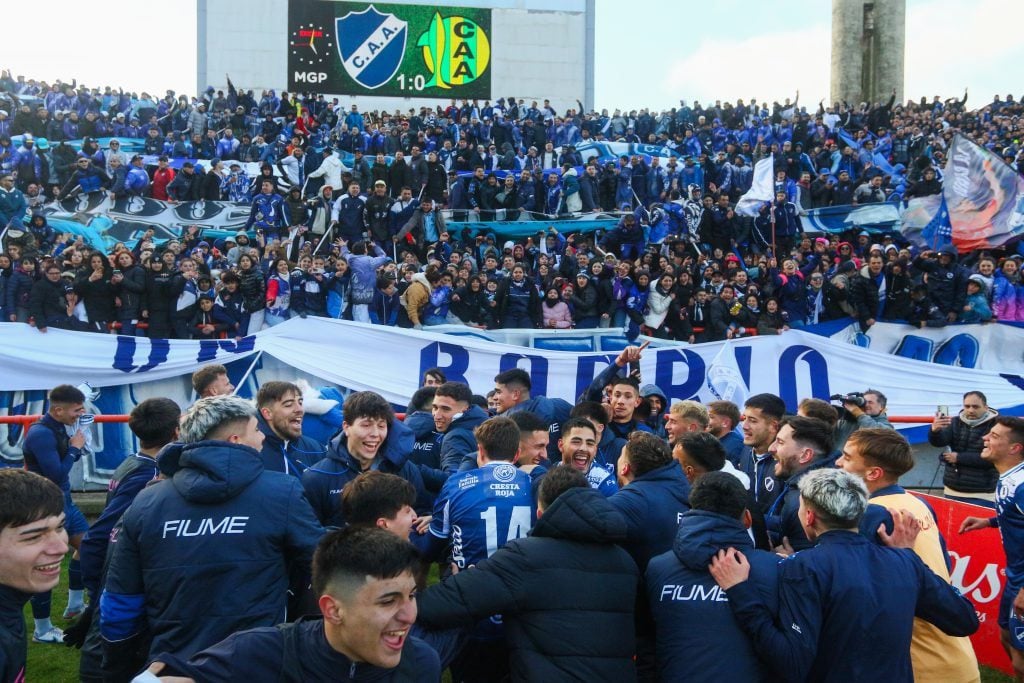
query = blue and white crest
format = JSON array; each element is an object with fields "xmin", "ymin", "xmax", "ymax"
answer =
[{"xmin": 336, "ymin": 6, "xmax": 407, "ymax": 90}]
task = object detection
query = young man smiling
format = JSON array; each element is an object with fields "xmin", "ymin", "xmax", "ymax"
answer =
[
  {"xmin": 0, "ymin": 470, "xmax": 68, "ymax": 683},
  {"xmin": 302, "ymin": 391, "xmax": 429, "ymax": 528},
  {"xmin": 255, "ymin": 381, "xmax": 325, "ymax": 478},
  {"xmin": 551, "ymin": 417, "xmax": 617, "ymax": 497},
  {"xmin": 143, "ymin": 527, "xmax": 439, "ymax": 682}
]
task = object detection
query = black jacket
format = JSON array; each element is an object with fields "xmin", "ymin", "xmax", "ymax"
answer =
[
  {"xmin": 28, "ymin": 276, "xmax": 69, "ymax": 328},
  {"xmin": 113, "ymin": 264, "xmax": 147, "ymax": 320},
  {"xmin": 75, "ymin": 270, "xmax": 118, "ymax": 324},
  {"xmin": 705, "ymin": 296, "xmax": 734, "ymax": 341},
  {"xmin": 0, "ymin": 585, "xmax": 30, "ymax": 683},
  {"xmin": 416, "ymin": 487, "xmax": 639, "ymax": 682},
  {"xmin": 913, "ymin": 246, "xmax": 969, "ymax": 316},
  {"xmin": 848, "ymin": 265, "xmax": 883, "ymax": 329},
  {"xmin": 929, "ymin": 409, "xmax": 999, "ymax": 493}
]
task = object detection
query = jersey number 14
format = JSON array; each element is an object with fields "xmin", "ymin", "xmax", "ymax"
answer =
[{"xmin": 480, "ymin": 506, "xmax": 532, "ymax": 558}]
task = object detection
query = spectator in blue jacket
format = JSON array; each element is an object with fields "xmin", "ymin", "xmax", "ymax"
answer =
[
  {"xmin": 142, "ymin": 527, "xmax": 439, "ymax": 682},
  {"xmin": 100, "ymin": 395, "xmax": 324, "ymax": 677},
  {"xmin": 0, "ymin": 172, "xmax": 27, "ymax": 226},
  {"xmin": 301, "ymin": 391, "xmax": 431, "ymax": 528},
  {"xmin": 244, "ymin": 178, "xmax": 287, "ymax": 241},
  {"xmin": 340, "ymin": 239, "xmax": 391, "ymax": 323},
  {"xmin": 370, "ymin": 274, "xmax": 401, "ymax": 326},
  {"xmin": 710, "ymin": 468, "xmax": 979, "ymax": 683},
  {"xmin": 331, "ymin": 183, "xmax": 367, "ymax": 243},
  {"xmin": 255, "ymin": 381, "xmax": 326, "ymax": 479},
  {"xmin": 646, "ymin": 472, "xmax": 781, "ymax": 683}
]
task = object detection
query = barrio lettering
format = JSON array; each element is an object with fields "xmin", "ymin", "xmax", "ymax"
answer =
[{"xmin": 162, "ymin": 516, "xmax": 250, "ymax": 539}]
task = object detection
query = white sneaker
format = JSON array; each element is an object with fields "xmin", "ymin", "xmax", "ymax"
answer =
[{"xmin": 32, "ymin": 626, "xmax": 65, "ymax": 644}]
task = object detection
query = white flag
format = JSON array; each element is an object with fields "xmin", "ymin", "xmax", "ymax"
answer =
[
  {"xmin": 706, "ymin": 340, "xmax": 749, "ymax": 406},
  {"xmin": 736, "ymin": 154, "xmax": 775, "ymax": 217}
]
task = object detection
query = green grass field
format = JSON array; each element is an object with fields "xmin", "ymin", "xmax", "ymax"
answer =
[{"xmin": 24, "ymin": 556, "xmax": 1016, "ymax": 682}]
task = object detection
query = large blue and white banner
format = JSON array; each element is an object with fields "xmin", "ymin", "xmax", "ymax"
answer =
[
  {"xmin": 2, "ymin": 319, "xmax": 1022, "ymax": 478},
  {"xmin": 811, "ymin": 320, "xmax": 1024, "ymax": 375},
  {"xmin": 1, "ymin": 318, "xmax": 1021, "ymax": 415}
]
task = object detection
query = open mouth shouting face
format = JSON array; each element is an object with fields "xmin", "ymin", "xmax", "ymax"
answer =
[
  {"xmin": 328, "ymin": 570, "xmax": 418, "ymax": 669},
  {"xmin": 560, "ymin": 425, "xmax": 598, "ymax": 473}
]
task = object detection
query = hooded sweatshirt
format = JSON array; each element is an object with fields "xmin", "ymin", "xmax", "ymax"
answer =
[
  {"xmin": 646, "ymin": 511, "xmax": 781, "ymax": 683},
  {"xmin": 101, "ymin": 441, "xmax": 324, "ymax": 660}
]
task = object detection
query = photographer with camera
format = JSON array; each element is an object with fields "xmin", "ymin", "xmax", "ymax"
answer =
[{"xmin": 832, "ymin": 389, "xmax": 893, "ymax": 450}]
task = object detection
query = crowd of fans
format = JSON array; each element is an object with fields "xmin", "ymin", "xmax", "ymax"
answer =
[
  {"xmin": 3, "ymin": 71, "xmax": 1024, "ymax": 683},
  {"xmin": 2, "ymin": 73, "xmax": 1024, "ymax": 339}
]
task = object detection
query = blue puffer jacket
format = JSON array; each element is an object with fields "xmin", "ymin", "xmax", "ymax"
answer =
[
  {"xmin": 609, "ymin": 461, "xmax": 691, "ymax": 570},
  {"xmin": 301, "ymin": 418, "xmax": 431, "ymax": 527},
  {"xmin": 646, "ymin": 510, "xmax": 781, "ymax": 683},
  {"xmin": 100, "ymin": 441, "xmax": 324, "ymax": 660}
]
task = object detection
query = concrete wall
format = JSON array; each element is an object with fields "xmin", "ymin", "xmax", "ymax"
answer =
[
  {"xmin": 830, "ymin": 0, "xmax": 905, "ymax": 107},
  {"xmin": 197, "ymin": 0, "xmax": 593, "ymax": 113},
  {"xmin": 871, "ymin": 0, "xmax": 905, "ymax": 105}
]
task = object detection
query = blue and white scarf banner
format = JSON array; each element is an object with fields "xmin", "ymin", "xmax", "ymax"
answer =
[
  {"xmin": 802, "ymin": 202, "xmax": 902, "ymax": 233},
  {"xmin": 35, "ymin": 195, "xmax": 621, "ymax": 250}
]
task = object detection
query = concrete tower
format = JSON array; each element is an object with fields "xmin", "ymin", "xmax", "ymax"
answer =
[{"xmin": 831, "ymin": 0, "xmax": 905, "ymax": 107}]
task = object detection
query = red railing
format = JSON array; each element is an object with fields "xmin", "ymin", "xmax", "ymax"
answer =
[
  {"xmin": 0, "ymin": 412, "xmax": 929, "ymax": 426},
  {"xmin": 0, "ymin": 414, "xmax": 130, "ymax": 427}
]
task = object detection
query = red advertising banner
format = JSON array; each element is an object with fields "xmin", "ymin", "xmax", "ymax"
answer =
[{"xmin": 914, "ymin": 492, "xmax": 1010, "ymax": 675}]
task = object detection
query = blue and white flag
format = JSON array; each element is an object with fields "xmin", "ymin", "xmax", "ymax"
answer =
[
  {"xmin": 899, "ymin": 193, "xmax": 952, "ymax": 250},
  {"xmin": 705, "ymin": 340, "xmax": 749, "ymax": 406},
  {"xmin": 736, "ymin": 155, "xmax": 775, "ymax": 217}
]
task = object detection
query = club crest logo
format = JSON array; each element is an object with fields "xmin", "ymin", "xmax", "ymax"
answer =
[
  {"xmin": 336, "ymin": 6, "xmax": 408, "ymax": 89},
  {"xmin": 172, "ymin": 199, "xmax": 224, "ymax": 222},
  {"xmin": 416, "ymin": 12, "xmax": 490, "ymax": 89},
  {"xmin": 492, "ymin": 463, "xmax": 517, "ymax": 483}
]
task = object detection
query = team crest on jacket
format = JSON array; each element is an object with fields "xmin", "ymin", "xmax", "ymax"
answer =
[
  {"xmin": 336, "ymin": 6, "xmax": 408, "ymax": 90},
  {"xmin": 492, "ymin": 463, "xmax": 517, "ymax": 483}
]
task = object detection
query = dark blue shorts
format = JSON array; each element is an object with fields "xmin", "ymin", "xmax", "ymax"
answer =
[
  {"xmin": 64, "ymin": 490, "xmax": 89, "ymax": 537},
  {"xmin": 999, "ymin": 583, "xmax": 1024, "ymax": 652}
]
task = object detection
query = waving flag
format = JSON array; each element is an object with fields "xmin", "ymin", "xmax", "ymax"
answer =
[
  {"xmin": 943, "ymin": 134, "xmax": 1024, "ymax": 253},
  {"xmin": 736, "ymin": 155, "xmax": 775, "ymax": 216}
]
